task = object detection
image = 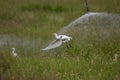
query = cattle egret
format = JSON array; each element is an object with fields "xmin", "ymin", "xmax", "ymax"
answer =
[
  {"xmin": 41, "ymin": 33, "xmax": 72, "ymax": 51},
  {"xmin": 113, "ymin": 54, "xmax": 118, "ymax": 63},
  {"xmin": 12, "ymin": 48, "xmax": 17, "ymax": 57}
]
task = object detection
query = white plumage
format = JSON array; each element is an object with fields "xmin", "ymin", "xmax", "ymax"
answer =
[
  {"xmin": 41, "ymin": 33, "xmax": 72, "ymax": 51},
  {"xmin": 12, "ymin": 48, "xmax": 17, "ymax": 57},
  {"xmin": 113, "ymin": 54, "xmax": 118, "ymax": 63}
]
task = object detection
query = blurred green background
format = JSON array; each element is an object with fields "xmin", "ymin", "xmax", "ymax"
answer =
[{"xmin": 0, "ymin": 0, "xmax": 120, "ymax": 80}]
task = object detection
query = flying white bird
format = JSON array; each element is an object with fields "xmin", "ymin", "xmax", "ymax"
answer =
[
  {"xmin": 11, "ymin": 48, "xmax": 17, "ymax": 57},
  {"xmin": 41, "ymin": 33, "xmax": 72, "ymax": 51}
]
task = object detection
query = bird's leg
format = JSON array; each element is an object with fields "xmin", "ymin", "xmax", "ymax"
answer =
[
  {"xmin": 66, "ymin": 43, "xmax": 69, "ymax": 50},
  {"xmin": 55, "ymin": 52, "xmax": 60, "ymax": 57},
  {"xmin": 68, "ymin": 42, "xmax": 72, "ymax": 48},
  {"xmin": 66, "ymin": 42, "xmax": 71, "ymax": 50}
]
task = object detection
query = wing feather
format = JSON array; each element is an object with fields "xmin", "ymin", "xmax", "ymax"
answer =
[{"xmin": 41, "ymin": 39, "xmax": 62, "ymax": 51}]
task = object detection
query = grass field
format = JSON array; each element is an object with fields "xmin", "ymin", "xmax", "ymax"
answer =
[{"xmin": 0, "ymin": 0, "xmax": 120, "ymax": 80}]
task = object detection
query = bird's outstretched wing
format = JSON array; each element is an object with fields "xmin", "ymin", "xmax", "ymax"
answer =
[{"xmin": 41, "ymin": 39, "xmax": 62, "ymax": 51}]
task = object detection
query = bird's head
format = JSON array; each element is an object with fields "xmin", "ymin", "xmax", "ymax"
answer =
[
  {"xmin": 52, "ymin": 33, "xmax": 57, "ymax": 36},
  {"xmin": 12, "ymin": 48, "xmax": 15, "ymax": 50},
  {"xmin": 114, "ymin": 54, "xmax": 118, "ymax": 57}
]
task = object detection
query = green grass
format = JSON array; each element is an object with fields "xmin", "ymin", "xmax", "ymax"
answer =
[
  {"xmin": 0, "ymin": 0, "xmax": 120, "ymax": 80},
  {"xmin": 1, "ymin": 54, "xmax": 119, "ymax": 80}
]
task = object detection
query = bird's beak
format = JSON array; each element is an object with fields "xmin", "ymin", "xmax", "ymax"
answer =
[
  {"xmin": 51, "ymin": 33, "xmax": 53, "ymax": 35},
  {"xmin": 52, "ymin": 33, "xmax": 55, "ymax": 35}
]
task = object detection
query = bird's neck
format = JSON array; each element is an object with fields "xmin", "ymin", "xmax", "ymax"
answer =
[
  {"xmin": 115, "ymin": 55, "xmax": 118, "ymax": 59},
  {"xmin": 55, "ymin": 33, "xmax": 60, "ymax": 38},
  {"xmin": 55, "ymin": 33, "xmax": 58, "ymax": 37},
  {"xmin": 12, "ymin": 50, "xmax": 15, "ymax": 53}
]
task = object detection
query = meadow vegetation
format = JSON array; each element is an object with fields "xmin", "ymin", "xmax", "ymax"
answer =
[{"xmin": 0, "ymin": 0, "xmax": 120, "ymax": 80}]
